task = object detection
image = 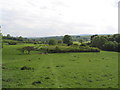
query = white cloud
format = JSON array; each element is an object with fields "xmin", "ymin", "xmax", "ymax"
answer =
[{"xmin": 0, "ymin": 0, "xmax": 118, "ymax": 37}]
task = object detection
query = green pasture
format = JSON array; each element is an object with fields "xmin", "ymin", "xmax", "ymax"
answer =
[{"xmin": 2, "ymin": 44, "xmax": 119, "ymax": 88}]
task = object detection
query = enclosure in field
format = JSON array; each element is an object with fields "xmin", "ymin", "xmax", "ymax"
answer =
[{"xmin": 2, "ymin": 44, "xmax": 118, "ymax": 88}]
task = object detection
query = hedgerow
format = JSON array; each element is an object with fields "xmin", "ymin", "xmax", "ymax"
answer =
[{"xmin": 40, "ymin": 46, "xmax": 100, "ymax": 53}]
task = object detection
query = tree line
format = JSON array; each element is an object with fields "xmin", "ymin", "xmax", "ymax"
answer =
[
  {"xmin": 2, "ymin": 34, "xmax": 74, "ymax": 45},
  {"xmin": 90, "ymin": 34, "xmax": 120, "ymax": 52},
  {"xmin": 2, "ymin": 33, "xmax": 120, "ymax": 52}
]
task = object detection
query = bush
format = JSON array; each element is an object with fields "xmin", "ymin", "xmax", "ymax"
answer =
[
  {"xmin": 34, "ymin": 42, "xmax": 37, "ymax": 44},
  {"xmin": 20, "ymin": 66, "xmax": 34, "ymax": 70},
  {"xmin": 80, "ymin": 43, "xmax": 87, "ymax": 46},
  {"xmin": 86, "ymin": 42, "xmax": 91, "ymax": 46},
  {"xmin": 54, "ymin": 46, "xmax": 61, "ymax": 53},
  {"xmin": 18, "ymin": 46, "xmax": 35, "ymax": 54},
  {"xmin": 58, "ymin": 40, "xmax": 63, "ymax": 43},
  {"xmin": 8, "ymin": 41, "xmax": 17, "ymax": 45},
  {"xmin": 67, "ymin": 41, "xmax": 73, "ymax": 46},
  {"xmin": 72, "ymin": 43, "xmax": 79, "ymax": 46}
]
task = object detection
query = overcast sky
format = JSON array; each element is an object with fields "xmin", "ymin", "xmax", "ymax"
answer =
[{"xmin": 0, "ymin": 0, "xmax": 119, "ymax": 37}]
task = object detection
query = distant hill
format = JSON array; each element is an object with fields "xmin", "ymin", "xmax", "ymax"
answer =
[
  {"xmin": 27, "ymin": 34, "xmax": 92, "ymax": 42},
  {"xmin": 27, "ymin": 34, "xmax": 112, "ymax": 42}
]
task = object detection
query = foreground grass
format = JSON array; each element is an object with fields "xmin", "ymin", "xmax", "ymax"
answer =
[{"xmin": 2, "ymin": 44, "xmax": 118, "ymax": 88}]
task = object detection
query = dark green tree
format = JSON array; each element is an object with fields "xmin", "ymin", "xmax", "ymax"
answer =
[
  {"xmin": 90, "ymin": 34, "xmax": 98, "ymax": 41},
  {"xmin": 113, "ymin": 34, "xmax": 120, "ymax": 43},
  {"xmin": 18, "ymin": 46, "xmax": 35, "ymax": 54},
  {"xmin": 7, "ymin": 34, "xmax": 11, "ymax": 39},
  {"xmin": 91, "ymin": 36, "xmax": 107, "ymax": 49},
  {"xmin": 24, "ymin": 46, "xmax": 35, "ymax": 54},
  {"xmin": 63, "ymin": 35, "xmax": 73, "ymax": 46},
  {"xmin": 79, "ymin": 39, "xmax": 84, "ymax": 43},
  {"xmin": 103, "ymin": 41, "xmax": 118, "ymax": 51},
  {"xmin": 58, "ymin": 40, "xmax": 63, "ymax": 44},
  {"xmin": 18, "ymin": 36, "xmax": 23, "ymax": 41},
  {"xmin": 48, "ymin": 39, "xmax": 57, "ymax": 45}
]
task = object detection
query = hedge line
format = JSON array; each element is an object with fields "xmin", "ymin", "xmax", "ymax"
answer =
[{"xmin": 41, "ymin": 46, "xmax": 100, "ymax": 53}]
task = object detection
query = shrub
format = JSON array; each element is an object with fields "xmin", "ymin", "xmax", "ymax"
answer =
[
  {"xmin": 86, "ymin": 42, "xmax": 91, "ymax": 46},
  {"xmin": 8, "ymin": 41, "xmax": 17, "ymax": 45},
  {"xmin": 67, "ymin": 41, "xmax": 73, "ymax": 46},
  {"xmin": 80, "ymin": 43, "xmax": 87, "ymax": 46},
  {"xmin": 20, "ymin": 66, "xmax": 34, "ymax": 70},
  {"xmin": 58, "ymin": 40, "xmax": 63, "ymax": 43},
  {"xmin": 34, "ymin": 42, "xmax": 37, "ymax": 44},
  {"xmin": 73, "ymin": 43, "xmax": 79, "ymax": 46},
  {"xmin": 54, "ymin": 46, "xmax": 61, "ymax": 53},
  {"xmin": 18, "ymin": 46, "xmax": 35, "ymax": 54}
]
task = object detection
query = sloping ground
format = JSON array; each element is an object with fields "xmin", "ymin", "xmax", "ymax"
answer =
[{"xmin": 2, "ymin": 44, "xmax": 118, "ymax": 88}]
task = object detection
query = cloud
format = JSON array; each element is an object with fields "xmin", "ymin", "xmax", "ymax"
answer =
[{"xmin": 0, "ymin": 0, "xmax": 118, "ymax": 37}]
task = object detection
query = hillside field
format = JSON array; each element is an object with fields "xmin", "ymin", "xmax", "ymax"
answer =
[{"xmin": 2, "ymin": 44, "xmax": 119, "ymax": 88}]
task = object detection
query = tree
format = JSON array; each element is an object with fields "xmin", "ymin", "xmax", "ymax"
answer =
[
  {"xmin": 113, "ymin": 34, "xmax": 120, "ymax": 43},
  {"xmin": 7, "ymin": 34, "xmax": 11, "ymax": 39},
  {"xmin": 80, "ymin": 43, "xmax": 87, "ymax": 46},
  {"xmin": 90, "ymin": 34, "xmax": 98, "ymax": 41},
  {"xmin": 18, "ymin": 36, "xmax": 23, "ymax": 41},
  {"xmin": 91, "ymin": 36, "xmax": 107, "ymax": 49},
  {"xmin": 58, "ymin": 40, "xmax": 63, "ymax": 44},
  {"xmin": 24, "ymin": 46, "xmax": 35, "ymax": 54},
  {"xmin": 18, "ymin": 46, "xmax": 35, "ymax": 54},
  {"xmin": 107, "ymin": 35, "xmax": 114, "ymax": 41},
  {"xmin": 90, "ymin": 34, "xmax": 120, "ymax": 52},
  {"xmin": 79, "ymin": 39, "xmax": 84, "ymax": 43},
  {"xmin": 63, "ymin": 35, "xmax": 73, "ymax": 46},
  {"xmin": 48, "ymin": 39, "xmax": 57, "ymax": 45},
  {"xmin": 103, "ymin": 41, "xmax": 118, "ymax": 51}
]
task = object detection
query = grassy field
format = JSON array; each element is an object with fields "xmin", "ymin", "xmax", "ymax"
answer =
[{"xmin": 2, "ymin": 44, "xmax": 119, "ymax": 88}]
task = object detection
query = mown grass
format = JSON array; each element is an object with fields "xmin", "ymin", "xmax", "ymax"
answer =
[{"xmin": 2, "ymin": 44, "xmax": 119, "ymax": 88}]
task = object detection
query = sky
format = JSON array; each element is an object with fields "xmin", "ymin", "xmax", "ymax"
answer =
[{"xmin": 0, "ymin": 0, "xmax": 119, "ymax": 37}]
